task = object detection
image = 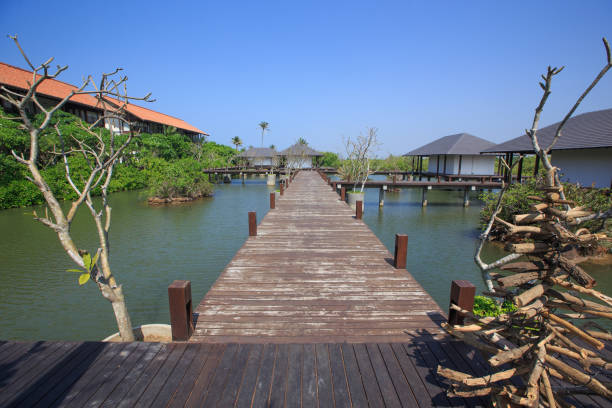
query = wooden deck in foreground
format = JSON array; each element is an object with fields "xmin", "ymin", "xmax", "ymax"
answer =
[
  {"xmin": 0, "ymin": 337, "xmax": 494, "ymax": 407},
  {"xmin": 193, "ymin": 171, "xmax": 446, "ymax": 343}
]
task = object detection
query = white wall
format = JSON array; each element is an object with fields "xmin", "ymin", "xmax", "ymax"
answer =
[
  {"xmin": 553, "ymin": 148, "xmax": 612, "ymax": 188},
  {"xmin": 251, "ymin": 158, "xmax": 274, "ymax": 166},
  {"xmin": 426, "ymin": 154, "xmax": 495, "ymax": 175},
  {"xmin": 286, "ymin": 156, "xmax": 314, "ymax": 168}
]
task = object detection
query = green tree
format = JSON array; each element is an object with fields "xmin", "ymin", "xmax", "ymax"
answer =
[
  {"xmin": 319, "ymin": 152, "xmax": 341, "ymax": 168},
  {"xmin": 231, "ymin": 136, "xmax": 242, "ymax": 151},
  {"xmin": 258, "ymin": 121, "xmax": 269, "ymax": 147},
  {"xmin": 297, "ymin": 137, "xmax": 308, "ymax": 145}
]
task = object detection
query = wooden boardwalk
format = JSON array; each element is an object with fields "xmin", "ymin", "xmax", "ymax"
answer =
[
  {"xmin": 0, "ymin": 337, "xmax": 496, "ymax": 407},
  {"xmin": 193, "ymin": 171, "xmax": 446, "ymax": 343}
]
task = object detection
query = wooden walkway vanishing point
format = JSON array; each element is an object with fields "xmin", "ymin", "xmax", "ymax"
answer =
[{"xmin": 192, "ymin": 171, "xmax": 446, "ymax": 343}]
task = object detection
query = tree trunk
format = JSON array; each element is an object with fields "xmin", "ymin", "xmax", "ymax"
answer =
[{"xmin": 109, "ymin": 285, "xmax": 135, "ymax": 341}]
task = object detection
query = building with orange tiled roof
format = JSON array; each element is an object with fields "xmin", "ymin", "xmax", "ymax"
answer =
[{"xmin": 0, "ymin": 62, "xmax": 208, "ymax": 140}]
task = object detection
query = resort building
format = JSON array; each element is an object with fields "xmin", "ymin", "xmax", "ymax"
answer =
[
  {"xmin": 482, "ymin": 108, "xmax": 612, "ymax": 188},
  {"xmin": 279, "ymin": 143, "xmax": 323, "ymax": 169},
  {"xmin": 405, "ymin": 133, "xmax": 497, "ymax": 176},
  {"xmin": 0, "ymin": 62, "xmax": 208, "ymax": 141},
  {"xmin": 236, "ymin": 147, "xmax": 279, "ymax": 166}
]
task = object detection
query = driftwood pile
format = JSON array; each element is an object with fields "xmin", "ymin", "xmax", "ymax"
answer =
[{"xmin": 438, "ymin": 181, "xmax": 612, "ymax": 407}]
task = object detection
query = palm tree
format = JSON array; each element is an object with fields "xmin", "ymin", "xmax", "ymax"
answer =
[
  {"xmin": 231, "ymin": 136, "xmax": 242, "ymax": 151},
  {"xmin": 269, "ymin": 144, "xmax": 276, "ymax": 150},
  {"xmin": 297, "ymin": 137, "xmax": 308, "ymax": 145},
  {"xmin": 258, "ymin": 121, "xmax": 269, "ymax": 147}
]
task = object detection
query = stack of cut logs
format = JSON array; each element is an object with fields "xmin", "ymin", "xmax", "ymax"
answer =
[{"xmin": 438, "ymin": 184, "xmax": 612, "ymax": 407}]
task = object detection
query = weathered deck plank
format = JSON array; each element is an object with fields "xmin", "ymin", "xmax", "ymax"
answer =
[{"xmin": 193, "ymin": 170, "xmax": 445, "ymax": 343}]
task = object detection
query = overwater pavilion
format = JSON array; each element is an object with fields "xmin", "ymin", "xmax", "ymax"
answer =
[
  {"xmin": 404, "ymin": 133, "xmax": 497, "ymax": 178},
  {"xmin": 482, "ymin": 108, "xmax": 612, "ymax": 187}
]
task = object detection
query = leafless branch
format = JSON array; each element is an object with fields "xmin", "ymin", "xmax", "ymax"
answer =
[{"xmin": 547, "ymin": 38, "xmax": 612, "ymax": 152}]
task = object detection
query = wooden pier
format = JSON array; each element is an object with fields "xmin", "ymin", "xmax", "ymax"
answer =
[
  {"xmin": 3, "ymin": 171, "xmax": 610, "ymax": 407},
  {"xmin": 0, "ymin": 337, "xmax": 494, "ymax": 407},
  {"xmin": 192, "ymin": 171, "xmax": 446, "ymax": 343}
]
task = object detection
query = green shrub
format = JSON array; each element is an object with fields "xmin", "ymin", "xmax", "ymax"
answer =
[
  {"xmin": 473, "ymin": 296, "xmax": 517, "ymax": 317},
  {"xmin": 319, "ymin": 152, "xmax": 341, "ymax": 168},
  {"xmin": 478, "ymin": 179, "xmax": 540, "ymax": 228},
  {"xmin": 478, "ymin": 177, "xmax": 610, "ymax": 231},
  {"xmin": 147, "ymin": 158, "xmax": 213, "ymax": 199}
]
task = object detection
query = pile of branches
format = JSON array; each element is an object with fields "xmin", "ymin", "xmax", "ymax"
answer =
[
  {"xmin": 438, "ymin": 179, "xmax": 612, "ymax": 406},
  {"xmin": 437, "ymin": 38, "xmax": 612, "ymax": 407}
]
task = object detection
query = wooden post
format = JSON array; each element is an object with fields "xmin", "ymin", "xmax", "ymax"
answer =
[
  {"xmin": 168, "ymin": 280, "xmax": 193, "ymax": 341},
  {"xmin": 280, "ymin": 181, "xmax": 284, "ymax": 196},
  {"xmin": 458, "ymin": 155, "xmax": 462, "ymax": 175},
  {"xmin": 421, "ymin": 187, "xmax": 428, "ymax": 207},
  {"xmin": 517, "ymin": 156, "xmax": 524, "ymax": 183},
  {"xmin": 449, "ymin": 280, "xmax": 475, "ymax": 326},
  {"xmin": 378, "ymin": 187, "xmax": 385, "ymax": 207},
  {"xmin": 356, "ymin": 200, "xmax": 363, "ymax": 219},
  {"xmin": 392, "ymin": 174, "xmax": 397, "ymax": 184},
  {"xmin": 393, "ymin": 234, "xmax": 408, "ymax": 269},
  {"xmin": 270, "ymin": 192, "xmax": 275, "ymax": 209},
  {"xmin": 442, "ymin": 154, "xmax": 446, "ymax": 174},
  {"xmin": 508, "ymin": 153, "xmax": 514, "ymax": 183},
  {"xmin": 248, "ymin": 211, "xmax": 257, "ymax": 236},
  {"xmin": 533, "ymin": 154, "xmax": 540, "ymax": 176},
  {"xmin": 341, "ymin": 186, "xmax": 346, "ymax": 202}
]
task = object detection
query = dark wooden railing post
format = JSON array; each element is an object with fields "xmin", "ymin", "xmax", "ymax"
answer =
[
  {"xmin": 393, "ymin": 234, "xmax": 408, "ymax": 269},
  {"xmin": 280, "ymin": 181, "xmax": 284, "ymax": 196},
  {"xmin": 168, "ymin": 280, "xmax": 193, "ymax": 341},
  {"xmin": 341, "ymin": 186, "xmax": 346, "ymax": 201},
  {"xmin": 448, "ymin": 280, "xmax": 475, "ymax": 326},
  {"xmin": 248, "ymin": 211, "xmax": 257, "ymax": 236},
  {"xmin": 270, "ymin": 192, "xmax": 275, "ymax": 209},
  {"xmin": 356, "ymin": 200, "xmax": 363, "ymax": 219}
]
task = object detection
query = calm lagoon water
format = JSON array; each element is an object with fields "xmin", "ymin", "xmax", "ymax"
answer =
[{"xmin": 0, "ymin": 174, "xmax": 609, "ymax": 340}]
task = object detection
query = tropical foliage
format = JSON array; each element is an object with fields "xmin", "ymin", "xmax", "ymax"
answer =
[{"xmin": 0, "ymin": 108, "xmax": 237, "ymax": 209}]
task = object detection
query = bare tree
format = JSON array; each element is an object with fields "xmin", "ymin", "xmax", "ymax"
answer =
[
  {"xmin": 474, "ymin": 38, "xmax": 612, "ymax": 291},
  {"xmin": 0, "ymin": 36, "xmax": 155, "ymax": 341},
  {"xmin": 437, "ymin": 38, "xmax": 612, "ymax": 408},
  {"xmin": 342, "ymin": 127, "xmax": 380, "ymax": 192}
]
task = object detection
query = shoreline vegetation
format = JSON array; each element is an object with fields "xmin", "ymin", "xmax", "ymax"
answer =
[
  {"xmin": 479, "ymin": 176, "xmax": 612, "ymax": 262},
  {"xmin": 0, "ymin": 108, "xmax": 235, "ymax": 210}
]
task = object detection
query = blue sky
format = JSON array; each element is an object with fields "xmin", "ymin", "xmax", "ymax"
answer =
[{"xmin": 2, "ymin": 1, "xmax": 611, "ymax": 155}]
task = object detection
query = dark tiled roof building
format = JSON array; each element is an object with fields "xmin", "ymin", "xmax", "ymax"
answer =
[
  {"xmin": 484, "ymin": 109, "xmax": 612, "ymax": 188},
  {"xmin": 404, "ymin": 133, "xmax": 497, "ymax": 175}
]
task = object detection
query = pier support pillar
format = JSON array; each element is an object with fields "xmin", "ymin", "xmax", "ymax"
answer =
[
  {"xmin": 356, "ymin": 200, "xmax": 363, "ymax": 219},
  {"xmin": 463, "ymin": 188, "xmax": 470, "ymax": 207},
  {"xmin": 168, "ymin": 280, "xmax": 193, "ymax": 341},
  {"xmin": 449, "ymin": 280, "xmax": 475, "ymax": 326},
  {"xmin": 270, "ymin": 192, "xmax": 275, "ymax": 209},
  {"xmin": 248, "ymin": 211, "xmax": 257, "ymax": 236},
  {"xmin": 421, "ymin": 187, "xmax": 429, "ymax": 207},
  {"xmin": 341, "ymin": 186, "xmax": 346, "ymax": 202},
  {"xmin": 241, "ymin": 172, "xmax": 245, "ymax": 184},
  {"xmin": 378, "ymin": 186, "xmax": 385, "ymax": 207},
  {"xmin": 280, "ymin": 181, "xmax": 284, "ymax": 196},
  {"xmin": 393, "ymin": 234, "xmax": 408, "ymax": 269}
]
